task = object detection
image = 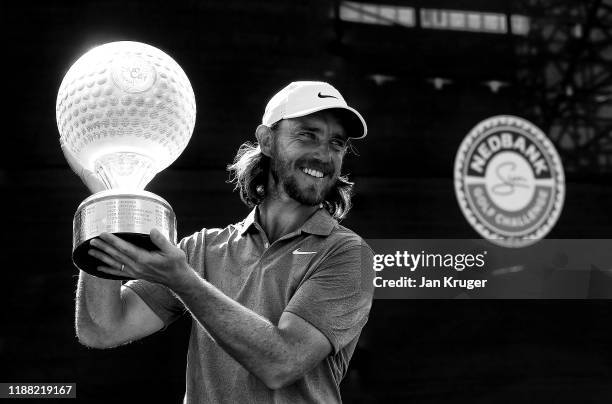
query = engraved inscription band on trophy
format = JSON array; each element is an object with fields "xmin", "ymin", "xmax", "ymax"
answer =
[{"xmin": 73, "ymin": 193, "xmax": 177, "ymax": 245}]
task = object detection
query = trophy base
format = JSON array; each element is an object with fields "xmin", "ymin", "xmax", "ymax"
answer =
[{"xmin": 72, "ymin": 190, "xmax": 177, "ymax": 280}]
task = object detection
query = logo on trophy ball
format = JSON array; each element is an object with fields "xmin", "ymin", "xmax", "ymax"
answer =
[
  {"xmin": 454, "ymin": 115, "xmax": 565, "ymax": 247},
  {"xmin": 111, "ymin": 56, "xmax": 156, "ymax": 93}
]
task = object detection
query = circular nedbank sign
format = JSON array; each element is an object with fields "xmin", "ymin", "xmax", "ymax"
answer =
[{"xmin": 454, "ymin": 115, "xmax": 565, "ymax": 247}]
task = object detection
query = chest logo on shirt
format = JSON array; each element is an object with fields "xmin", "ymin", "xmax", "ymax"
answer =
[{"xmin": 292, "ymin": 248, "xmax": 317, "ymax": 255}]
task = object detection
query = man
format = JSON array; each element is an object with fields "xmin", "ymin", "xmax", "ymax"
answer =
[{"xmin": 75, "ymin": 81, "xmax": 374, "ymax": 403}]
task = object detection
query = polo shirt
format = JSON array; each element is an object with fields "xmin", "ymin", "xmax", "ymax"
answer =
[{"xmin": 125, "ymin": 206, "xmax": 374, "ymax": 403}]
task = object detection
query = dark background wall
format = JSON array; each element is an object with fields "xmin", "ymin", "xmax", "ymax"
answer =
[{"xmin": 2, "ymin": 0, "xmax": 612, "ymax": 403}]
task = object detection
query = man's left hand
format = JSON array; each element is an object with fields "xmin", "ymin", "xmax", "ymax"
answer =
[{"xmin": 88, "ymin": 229, "xmax": 191, "ymax": 289}]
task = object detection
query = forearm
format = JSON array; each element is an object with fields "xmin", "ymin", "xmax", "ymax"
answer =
[
  {"xmin": 171, "ymin": 268, "xmax": 298, "ymax": 388},
  {"xmin": 75, "ymin": 271, "xmax": 124, "ymax": 345}
]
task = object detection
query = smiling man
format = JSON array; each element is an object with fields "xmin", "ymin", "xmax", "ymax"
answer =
[{"xmin": 75, "ymin": 81, "xmax": 375, "ymax": 403}]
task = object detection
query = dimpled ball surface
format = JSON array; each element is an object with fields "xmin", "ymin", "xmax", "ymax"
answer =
[{"xmin": 56, "ymin": 41, "xmax": 196, "ymax": 171}]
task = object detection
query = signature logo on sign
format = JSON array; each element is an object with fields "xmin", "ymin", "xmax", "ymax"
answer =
[{"xmin": 491, "ymin": 162, "xmax": 529, "ymax": 196}]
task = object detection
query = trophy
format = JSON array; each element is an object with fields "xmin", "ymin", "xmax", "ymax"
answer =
[{"xmin": 56, "ymin": 41, "xmax": 196, "ymax": 279}]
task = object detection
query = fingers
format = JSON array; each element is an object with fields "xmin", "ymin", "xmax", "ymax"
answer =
[
  {"xmin": 88, "ymin": 248, "xmax": 123, "ymax": 270},
  {"xmin": 90, "ymin": 236, "xmax": 140, "ymax": 271},
  {"xmin": 97, "ymin": 233, "xmax": 148, "ymax": 263},
  {"xmin": 150, "ymin": 228, "xmax": 174, "ymax": 252},
  {"xmin": 98, "ymin": 265, "xmax": 129, "ymax": 278},
  {"xmin": 89, "ymin": 243, "xmax": 135, "ymax": 277},
  {"xmin": 89, "ymin": 232, "xmax": 180, "ymax": 283}
]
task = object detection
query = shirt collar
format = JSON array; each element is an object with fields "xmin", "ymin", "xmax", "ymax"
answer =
[
  {"xmin": 239, "ymin": 206, "xmax": 336, "ymax": 237},
  {"xmin": 239, "ymin": 207, "xmax": 259, "ymax": 236},
  {"xmin": 300, "ymin": 207, "xmax": 336, "ymax": 236}
]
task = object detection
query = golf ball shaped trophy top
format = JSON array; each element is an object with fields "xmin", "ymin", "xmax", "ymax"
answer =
[{"xmin": 56, "ymin": 41, "xmax": 196, "ymax": 279}]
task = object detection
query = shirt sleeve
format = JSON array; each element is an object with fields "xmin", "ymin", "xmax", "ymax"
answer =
[
  {"xmin": 123, "ymin": 280, "xmax": 183, "ymax": 328},
  {"xmin": 283, "ymin": 238, "xmax": 375, "ymax": 354},
  {"xmin": 122, "ymin": 232, "xmax": 204, "ymax": 328}
]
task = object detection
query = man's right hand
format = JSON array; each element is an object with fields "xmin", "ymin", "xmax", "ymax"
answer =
[{"xmin": 61, "ymin": 140, "xmax": 106, "ymax": 194}]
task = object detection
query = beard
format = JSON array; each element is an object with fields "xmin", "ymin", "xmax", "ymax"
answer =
[{"xmin": 269, "ymin": 145, "xmax": 337, "ymax": 206}]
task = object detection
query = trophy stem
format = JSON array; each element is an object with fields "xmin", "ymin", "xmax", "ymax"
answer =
[{"xmin": 95, "ymin": 152, "xmax": 158, "ymax": 190}]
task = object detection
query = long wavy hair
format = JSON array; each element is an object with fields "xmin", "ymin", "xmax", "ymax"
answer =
[{"xmin": 227, "ymin": 127, "xmax": 355, "ymax": 221}]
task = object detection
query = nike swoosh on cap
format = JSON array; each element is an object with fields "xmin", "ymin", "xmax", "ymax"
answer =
[
  {"xmin": 293, "ymin": 249, "xmax": 317, "ymax": 255},
  {"xmin": 317, "ymin": 92, "xmax": 338, "ymax": 99}
]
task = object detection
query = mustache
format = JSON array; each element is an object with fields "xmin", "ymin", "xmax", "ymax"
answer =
[{"xmin": 294, "ymin": 157, "xmax": 335, "ymax": 176}]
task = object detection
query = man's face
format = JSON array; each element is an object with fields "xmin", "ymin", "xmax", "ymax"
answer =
[{"xmin": 268, "ymin": 110, "xmax": 349, "ymax": 206}]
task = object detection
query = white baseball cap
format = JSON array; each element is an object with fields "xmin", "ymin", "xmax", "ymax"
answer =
[{"xmin": 262, "ymin": 81, "xmax": 367, "ymax": 139}]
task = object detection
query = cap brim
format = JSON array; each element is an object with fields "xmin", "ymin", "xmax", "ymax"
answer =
[{"xmin": 282, "ymin": 105, "xmax": 367, "ymax": 139}]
